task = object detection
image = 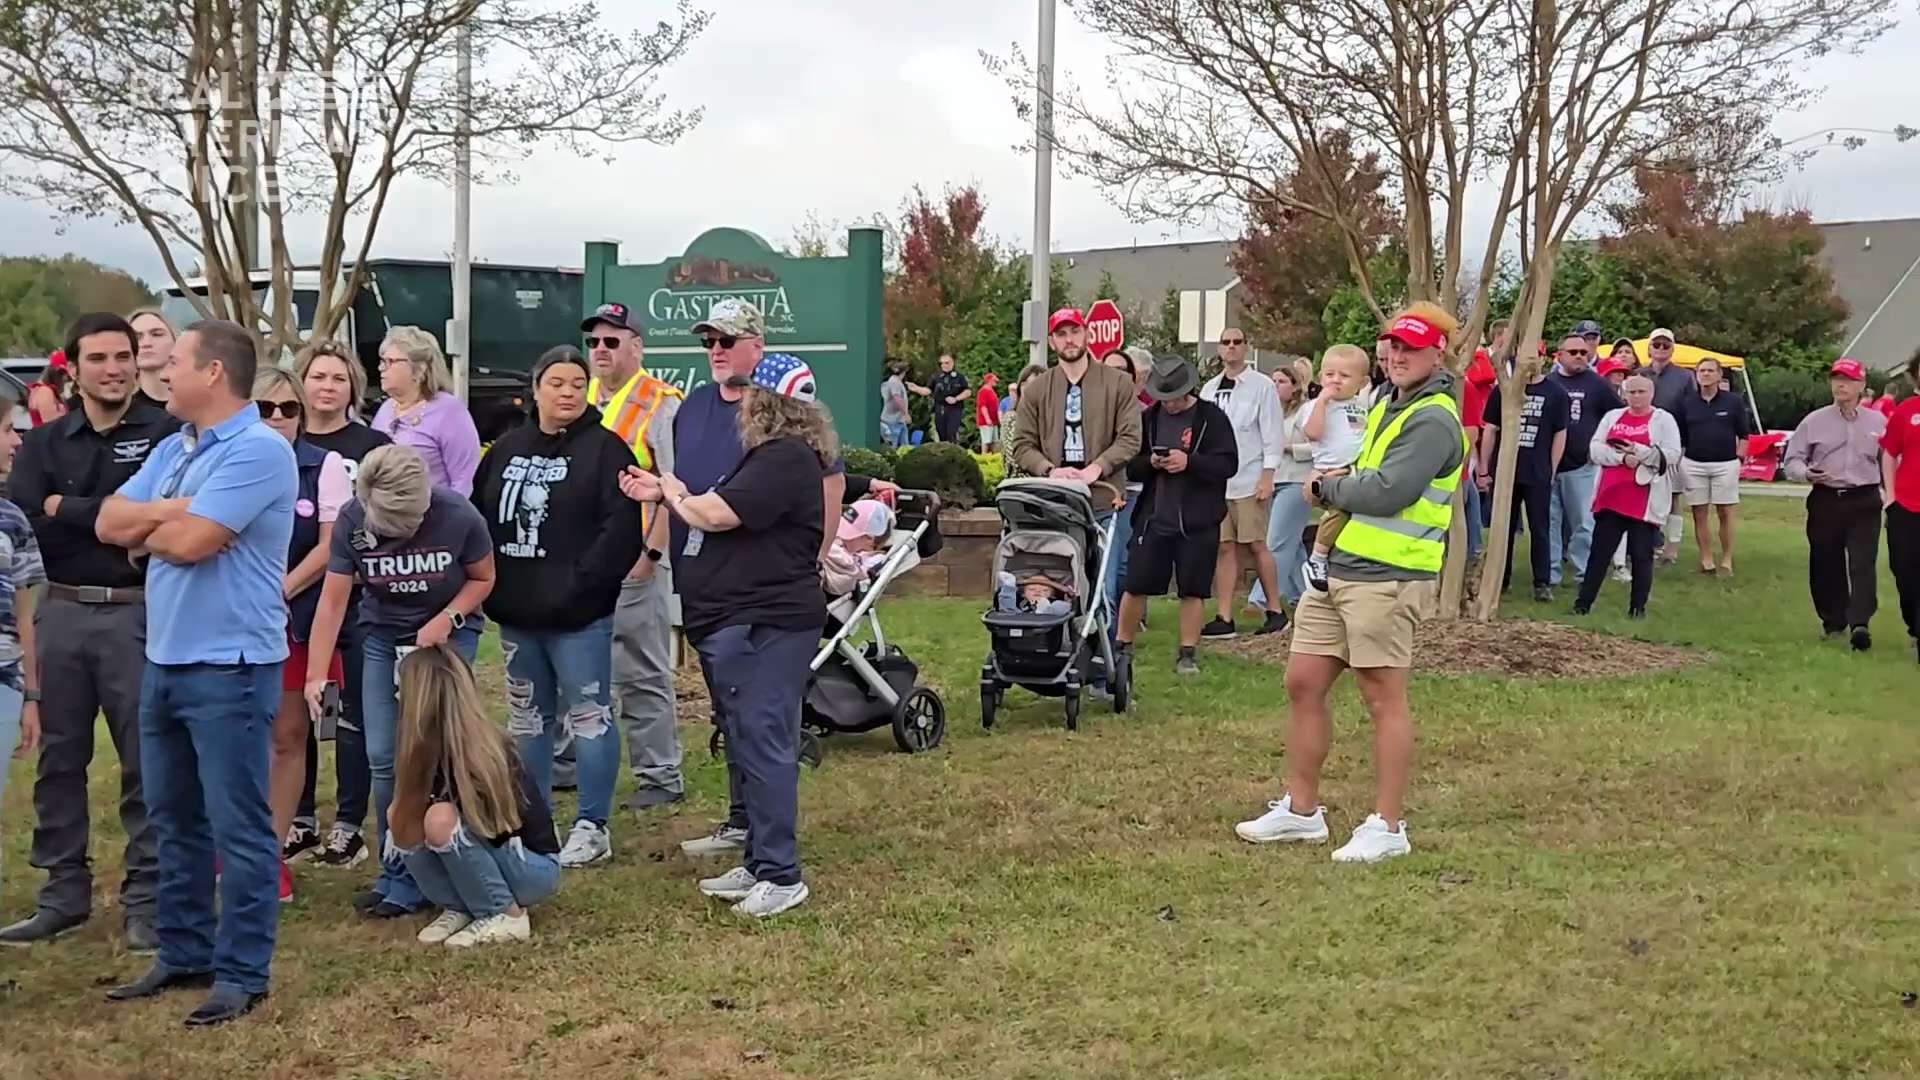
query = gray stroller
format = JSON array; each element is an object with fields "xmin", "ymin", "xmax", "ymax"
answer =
[{"xmin": 978, "ymin": 478, "xmax": 1131, "ymax": 730}]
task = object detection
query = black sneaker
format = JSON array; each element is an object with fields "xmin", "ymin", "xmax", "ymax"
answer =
[
  {"xmin": 312, "ymin": 826, "xmax": 368, "ymax": 869},
  {"xmin": 282, "ymin": 823, "xmax": 321, "ymax": 864},
  {"xmin": 1254, "ymin": 610, "xmax": 1288, "ymax": 636},
  {"xmin": 1532, "ymin": 586, "xmax": 1554, "ymax": 603},
  {"xmin": 351, "ymin": 889, "xmax": 386, "ymax": 916},
  {"xmin": 1850, "ymin": 626, "xmax": 1872, "ymax": 652},
  {"xmin": 1200, "ymin": 618, "xmax": 1237, "ymax": 640},
  {"xmin": 1174, "ymin": 648, "xmax": 1200, "ymax": 677},
  {"xmin": 1628, "ymin": 607, "xmax": 1647, "ymax": 620}
]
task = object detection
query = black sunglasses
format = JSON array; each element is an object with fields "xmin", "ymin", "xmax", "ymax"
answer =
[
  {"xmin": 584, "ymin": 336, "xmax": 626, "ymax": 350},
  {"xmin": 701, "ymin": 335, "xmax": 740, "ymax": 351},
  {"xmin": 257, "ymin": 400, "xmax": 302, "ymax": 420},
  {"xmin": 1219, "ymin": 337, "xmax": 1246, "ymax": 346}
]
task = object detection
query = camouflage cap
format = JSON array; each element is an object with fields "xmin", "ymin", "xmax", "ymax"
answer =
[{"xmin": 691, "ymin": 298, "xmax": 765, "ymax": 339}]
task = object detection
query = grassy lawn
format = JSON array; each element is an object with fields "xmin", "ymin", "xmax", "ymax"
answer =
[{"xmin": 2, "ymin": 498, "xmax": 1916, "ymax": 1078}]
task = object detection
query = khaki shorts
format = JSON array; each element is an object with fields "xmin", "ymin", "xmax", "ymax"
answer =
[
  {"xmin": 1289, "ymin": 577, "xmax": 1435, "ymax": 669},
  {"xmin": 1680, "ymin": 457, "xmax": 1741, "ymax": 506},
  {"xmin": 1222, "ymin": 496, "xmax": 1271, "ymax": 545}
]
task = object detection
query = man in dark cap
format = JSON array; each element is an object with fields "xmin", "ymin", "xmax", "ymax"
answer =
[{"xmin": 1112, "ymin": 355, "xmax": 1239, "ymax": 676}]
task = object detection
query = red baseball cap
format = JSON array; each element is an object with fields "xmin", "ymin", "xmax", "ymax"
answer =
[
  {"xmin": 1379, "ymin": 315, "xmax": 1446, "ymax": 350},
  {"xmin": 48, "ymin": 348, "xmax": 68, "ymax": 371},
  {"xmin": 1048, "ymin": 308, "xmax": 1085, "ymax": 334},
  {"xmin": 1830, "ymin": 358, "xmax": 1867, "ymax": 381},
  {"xmin": 1596, "ymin": 356, "xmax": 1631, "ymax": 378}
]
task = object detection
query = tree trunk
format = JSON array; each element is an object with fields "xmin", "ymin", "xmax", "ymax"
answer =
[{"xmin": 1471, "ymin": 246, "xmax": 1559, "ymax": 620}]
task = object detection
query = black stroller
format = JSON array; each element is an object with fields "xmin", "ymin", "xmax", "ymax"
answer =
[
  {"xmin": 709, "ymin": 489, "xmax": 947, "ymax": 765},
  {"xmin": 978, "ymin": 478, "xmax": 1130, "ymax": 730}
]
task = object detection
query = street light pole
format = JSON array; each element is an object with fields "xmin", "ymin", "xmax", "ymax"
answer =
[
  {"xmin": 451, "ymin": 16, "xmax": 473, "ymax": 402},
  {"xmin": 1028, "ymin": 0, "xmax": 1056, "ymax": 367}
]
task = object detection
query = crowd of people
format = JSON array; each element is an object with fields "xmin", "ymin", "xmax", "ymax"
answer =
[
  {"xmin": 1, "ymin": 293, "xmax": 1916, "ymax": 1029},
  {"xmin": 0, "ymin": 297, "xmax": 863, "ymax": 1027}
]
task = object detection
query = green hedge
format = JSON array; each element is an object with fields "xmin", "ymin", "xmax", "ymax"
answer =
[
  {"xmin": 842, "ymin": 445, "xmax": 896, "ymax": 482},
  {"xmin": 895, "ymin": 442, "xmax": 987, "ymax": 510}
]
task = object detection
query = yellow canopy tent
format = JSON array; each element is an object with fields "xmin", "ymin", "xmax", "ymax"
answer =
[{"xmin": 1599, "ymin": 339, "xmax": 1765, "ymax": 427}]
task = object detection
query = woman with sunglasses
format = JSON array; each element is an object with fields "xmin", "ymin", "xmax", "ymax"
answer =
[
  {"xmin": 373, "ymin": 326, "xmax": 482, "ymax": 495},
  {"xmin": 252, "ymin": 368, "xmax": 351, "ymax": 904}
]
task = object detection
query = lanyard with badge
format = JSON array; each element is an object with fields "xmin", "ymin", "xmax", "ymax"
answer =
[{"xmin": 681, "ymin": 470, "xmax": 728, "ymax": 560}]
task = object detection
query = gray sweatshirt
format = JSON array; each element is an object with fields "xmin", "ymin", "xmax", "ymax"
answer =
[{"xmin": 1324, "ymin": 370, "xmax": 1466, "ymax": 583}]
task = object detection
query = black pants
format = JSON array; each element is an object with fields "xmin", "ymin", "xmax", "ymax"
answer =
[
  {"xmin": 935, "ymin": 408, "xmax": 964, "ymax": 444},
  {"xmin": 1578, "ymin": 511, "xmax": 1657, "ymax": 613},
  {"xmin": 1502, "ymin": 480, "xmax": 1553, "ymax": 590},
  {"xmin": 1806, "ymin": 486, "xmax": 1881, "ymax": 632},
  {"xmin": 1890, "ymin": 504, "xmax": 1920, "ymax": 641},
  {"xmin": 30, "ymin": 596, "xmax": 158, "ymax": 920},
  {"xmin": 297, "ymin": 619, "xmax": 371, "ymax": 831}
]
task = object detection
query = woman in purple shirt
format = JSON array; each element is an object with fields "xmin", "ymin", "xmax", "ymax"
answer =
[{"xmin": 372, "ymin": 326, "xmax": 482, "ymax": 495}]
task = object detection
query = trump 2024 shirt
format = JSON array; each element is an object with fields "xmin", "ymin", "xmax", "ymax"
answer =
[{"xmin": 329, "ymin": 486, "xmax": 492, "ymax": 636}]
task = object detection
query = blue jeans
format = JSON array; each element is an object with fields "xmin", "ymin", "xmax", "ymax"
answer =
[
  {"xmin": 501, "ymin": 618, "xmax": 618, "ymax": 828},
  {"xmin": 400, "ymin": 817, "xmax": 560, "ymax": 918},
  {"xmin": 1464, "ymin": 472, "xmax": 1485, "ymax": 559},
  {"xmin": 1248, "ymin": 482, "xmax": 1310, "ymax": 610},
  {"xmin": 1102, "ymin": 498, "xmax": 1134, "ymax": 634},
  {"xmin": 880, "ymin": 420, "xmax": 908, "ymax": 449},
  {"xmin": 0, "ymin": 683, "xmax": 19, "ymax": 891},
  {"xmin": 362, "ymin": 625, "xmax": 480, "ymax": 910},
  {"xmin": 693, "ymin": 623, "xmax": 818, "ymax": 887},
  {"xmin": 1548, "ymin": 464, "xmax": 1601, "ymax": 586},
  {"xmin": 138, "ymin": 662, "xmax": 280, "ymax": 996}
]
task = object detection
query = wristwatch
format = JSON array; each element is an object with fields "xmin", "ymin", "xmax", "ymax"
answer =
[
  {"xmin": 1310, "ymin": 477, "xmax": 1325, "ymax": 502},
  {"xmin": 23, "ymin": 689, "xmax": 40, "ymax": 704},
  {"xmin": 444, "ymin": 608, "xmax": 467, "ymax": 631},
  {"xmin": 644, "ymin": 547, "xmax": 664, "ymax": 563}
]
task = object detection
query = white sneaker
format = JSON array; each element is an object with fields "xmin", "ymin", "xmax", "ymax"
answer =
[
  {"xmin": 444, "ymin": 911, "xmax": 531, "ymax": 947},
  {"xmin": 732, "ymin": 880, "xmax": 810, "ymax": 919},
  {"xmin": 558, "ymin": 820, "xmax": 612, "ymax": 868},
  {"xmin": 679, "ymin": 825, "xmax": 748, "ymax": 858},
  {"xmin": 1332, "ymin": 814, "xmax": 1412, "ymax": 863},
  {"xmin": 1612, "ymin": 566, "xmax": 1632, "ymax": 584},
  {"xmin": 1234, "ymin": 794, "xmax": 1330, "ymax": 844},
  {"xmin": 698, "ymin": 866, "xmax": 758, "ymax": 901},
  {"xmin": 416, "ymin": 910, "xmax": 473, "ymax": 945}
]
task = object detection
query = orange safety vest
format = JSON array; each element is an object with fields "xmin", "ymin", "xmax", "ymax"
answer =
[{"xmin": 589, "ymin": 369, "xmax": 683, "ymax": 469}]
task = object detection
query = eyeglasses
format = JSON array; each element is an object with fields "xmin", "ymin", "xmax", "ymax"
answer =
[
  {"xmin": 1650, "ymin": 341, "xmax": 1674, "ymax": 349},
  {"xmin": 1219, "ymin": 337, "xmax": 1246, "ymax": 346},
  {"xmin": 257, "ymin": 400, "xmax": 302, "ymax": 420},
  {"xmin": 701, "ymin": 335, "xmax": 740, "ymax": 352},
  {"xmin": 584, "ymin": 336, "xmax": 627, "ymax": 350},
  {"xmin": 1561, "ymin": 348, "xmax": 1592, "ymax": 358},
  {"xmin": 377, "ymin": 355, "xmax": 410, "ymax": 369}
]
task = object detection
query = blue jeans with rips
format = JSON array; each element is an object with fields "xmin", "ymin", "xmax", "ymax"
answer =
[
  {"xmin": 362, "ymin": 625, "xmax": 480, "ymax": 911},
  {"xmin": 501, "ymin": 617, "xmax": 619, "ymax": 829},
  {"xmin": 138, "ymin": 662, "xmax": 281, "ymax": 996},
  {"xmin": 400, "ymin": 816, "xmax": 560, "ymax": 918}
]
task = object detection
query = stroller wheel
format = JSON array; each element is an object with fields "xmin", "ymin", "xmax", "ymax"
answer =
[
  {"xmin": 891, "ymin": 687, "xmax": 946, "ymax": 753},
  {"xmin": 708, "ymin": 726, "xmax": 726, "ymax": 759},
  {"xmin": 799, "ymin": 731, "xmax": 824, "ymax": 769},
  {"xmin": 1064, "ymin": 688, "xmax": 1081, "ymax": 731},
  {"xmin": 1112, "ymin": 651, "xmax": 1133, "ymax": 714},
  {"xmin": 980, "ymin": 686, "xmax": 1000, "ymax": 729}
]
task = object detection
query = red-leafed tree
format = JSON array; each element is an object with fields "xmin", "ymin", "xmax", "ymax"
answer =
[{"xmin": 1230, "ymin": 131, "xmax": 1399, "ymax": 356}]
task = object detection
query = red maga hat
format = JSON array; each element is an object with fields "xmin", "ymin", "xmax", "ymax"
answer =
[{"xmin": 1379, "ymin": 315, "xmax": 1445, "ymax": 350}]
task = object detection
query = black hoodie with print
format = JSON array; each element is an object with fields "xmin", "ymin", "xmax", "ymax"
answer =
[{"xmin": 472, "ymin": 406, "xmax": 645, "ymax": 630}]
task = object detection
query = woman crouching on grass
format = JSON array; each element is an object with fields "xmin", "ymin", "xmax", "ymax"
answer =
[{"xmin": 389, "ymin": 645, "xmax": 561, "ymax": 948}]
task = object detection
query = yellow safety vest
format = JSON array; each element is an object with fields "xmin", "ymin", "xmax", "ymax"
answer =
[
  {"xmin": 1332, "ymin": 391, "xmax": 1468, "ymax": 574},
  {"xmin": 589, "ymin": 369, "xmax": 683, "ymax": 469}
]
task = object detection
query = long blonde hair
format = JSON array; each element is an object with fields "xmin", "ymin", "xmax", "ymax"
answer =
[
  {"xmin": 738, "ymin": 386, "xmax": 840, "ymax": 465},
  {"xmin": 394, "ymin": 645, "xmax": 523, "ymax": 838},
  {"xmin": 1274, "ymin": 356, "xmax": 1313, "ymax": 417}
]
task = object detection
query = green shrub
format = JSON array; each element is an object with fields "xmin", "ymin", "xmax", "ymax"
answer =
[
  {"xmin": 895, "ymin": 442, "xmax": 987, "ymax": 510},
  {"xmin": 1747, "ymin": 367, "xmax": 1830, "ymax": 431},
  {"xmin": 842, "ymin": 445, "xmax": 895, "ymax": 482},
  {"xmin": 972, "ymin": 452, "xmax": 1005, "ymax": 492}
]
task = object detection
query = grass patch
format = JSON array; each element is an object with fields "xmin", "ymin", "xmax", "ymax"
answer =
[{"xmin": 2, "ymin": 500, "xmax": 1917, "ymax": 1078}]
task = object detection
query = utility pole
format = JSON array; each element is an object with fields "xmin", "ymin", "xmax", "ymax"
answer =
[
  {"xmin": 451, "ymin": 15, "xmax": 473, "ymax": 401},
  {"xmin": 1027, "ymin": 0, "xmax": 1056, "ymax": 367}
]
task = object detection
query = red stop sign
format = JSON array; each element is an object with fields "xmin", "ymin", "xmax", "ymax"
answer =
[{"xmin": 1085, "ymin": 299, "xmax": 1125, "ymax": 360}]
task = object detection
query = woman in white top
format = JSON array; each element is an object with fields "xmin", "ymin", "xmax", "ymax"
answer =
[{"xmin": 1247, "ymin": 356, "xmax": 1316, "ymax": 611}]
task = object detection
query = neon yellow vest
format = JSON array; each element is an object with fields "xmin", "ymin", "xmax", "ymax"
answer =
[
  {"xmin": 588, "ymin": 369, "xmax": 684, "ymax": 469},
  {"xmin": 1331, "ymin": 391, "xmax": 1468, "ymax": 574}
]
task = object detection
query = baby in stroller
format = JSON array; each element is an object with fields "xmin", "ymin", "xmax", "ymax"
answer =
[
  {"xmin": 821, "ymin": 498, "xmax": 896, "ymax": 599},
  {"xmin": 994, "ymin": 571, "xmax": 1073, "ymax": 616}
]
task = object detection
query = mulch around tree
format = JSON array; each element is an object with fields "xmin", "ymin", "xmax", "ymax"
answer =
[{"xmin": 1214, "ymin": 617, "xmax": 1709, "ymax": 679}]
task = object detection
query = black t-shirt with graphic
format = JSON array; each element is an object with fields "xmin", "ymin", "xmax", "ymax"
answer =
[
  {"xmin": 1484, "ymin": 380, "xmax": 1571, "ymax": 489},
  {"xmin": 1148, "ymin": 406, "xmax": 1197, "ymax": 530},
  {"xmin": 329, "ymin": 486, "xmax": 492, "ymax": 635},
  {"xmin": 677, "ymin": 437, "xmax": 826, "ymax": 641},
  {"xmin": 304, "ymin": 422, "xmax": 391, "ymax": 485}
]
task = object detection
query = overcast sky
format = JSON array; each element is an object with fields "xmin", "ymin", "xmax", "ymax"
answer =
[{"xmin": 5, "ymin": 1, "xmax": 1920, "ymax": 289}]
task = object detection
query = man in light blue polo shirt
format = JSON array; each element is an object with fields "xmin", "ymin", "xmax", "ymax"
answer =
[{"xmin": 94, "ymin": 319, "xmax": 295, "ymax": 1028}]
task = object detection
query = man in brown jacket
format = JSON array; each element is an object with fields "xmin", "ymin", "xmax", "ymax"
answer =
[
  {"xmin": 1012, "ymin": 308, "xmax": 1144, "ymax": 685},
  {"xmin": 1012, "ymin": 308, "xmax": 1144, "ymax": 510}
]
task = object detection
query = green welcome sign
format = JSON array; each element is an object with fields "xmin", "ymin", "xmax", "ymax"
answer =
[{"xmin": 583, "ymin": 226, "xmax": 885, "ymax": 446}]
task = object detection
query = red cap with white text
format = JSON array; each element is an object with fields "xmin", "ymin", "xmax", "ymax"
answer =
[
  {"xmin": 1829, "ymin": 358, "xmax": 1867, "ymax": 381},
  {"xmin": 1379, "ymin": 315, "xmax": 1446, "ymax": 350}
]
